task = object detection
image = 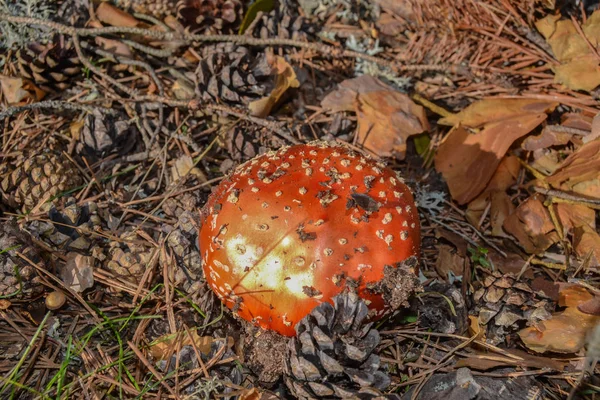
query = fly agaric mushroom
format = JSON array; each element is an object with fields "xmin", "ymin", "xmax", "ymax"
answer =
[{"xmin": 199, "ymin": 141, "xmax": 420, "ymax": 336}]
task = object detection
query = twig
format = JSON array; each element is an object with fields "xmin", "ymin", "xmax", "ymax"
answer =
[
  {"xmin": 0, "ymin": 13, "xmax": 470, "ymax": 75},
  {"xmin": 0, "ymin": 100, "xmax": 112, "ymax": 120}
]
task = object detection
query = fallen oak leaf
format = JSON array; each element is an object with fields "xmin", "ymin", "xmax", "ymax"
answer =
[{"xmin": 321, "ymin": 75, "xmax": 429, "ymax": 159}]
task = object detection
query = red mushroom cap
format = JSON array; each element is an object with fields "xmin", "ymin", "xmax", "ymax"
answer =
[{"xmin": 199, "ymin": 141, "xmax": 420, "ymax": 336}]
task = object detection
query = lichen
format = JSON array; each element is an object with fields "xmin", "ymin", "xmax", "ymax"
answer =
[{"xmin": 0, "ymin": 0, "xmax": 56, "ymax": 50}]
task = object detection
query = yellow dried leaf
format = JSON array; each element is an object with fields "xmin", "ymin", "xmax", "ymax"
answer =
[
  {"xmin": 535, "ymin": 10, "xmax": 600, "ymax": 91},
  {"xmin": 554, "ymin": 55, "xmax": 600, "ymax": 92},
  {"xmin": 249, "ymin": 56, "xmax": 299, "ymax": 118}
]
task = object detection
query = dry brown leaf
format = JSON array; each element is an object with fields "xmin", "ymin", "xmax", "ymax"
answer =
[
  {"xmin": 171, "ymin": 155, "xmax": 207, "ymax": 182},
  {"xmin": 60, "ymin": 253, "xmax": 95, "ymax": 292},
  {"xmin": 96, "ymin": 2, "xmax": 140, "ymax": 27},
  {"xmin": 466, "ymin": 156, "xmax": 520, "ymax": 229},
  {"xmin": 435, "ymin": 244, "xmax": 466, "ymax": 280},
  {"xmin": 519, "ymin": 285, "xmax": 600, "ymax": 353},
  {"xmin": 95, "ymin": 37, "xmax": 134, "ymax": 58},
  {"xmin": 547, "ymin": 139, "xmax": 600, "ymax": 199},
  {"xmin": 435, "ymin": 99, "xmax": 554, "ymax": 204},
  {"xmin": 535, "ymin": 11, "xmax": 600, "ymax": 91},
  {"xmin": 573, "ymin": 225, "xmax": 600, "ymax": 267},
  {"xmin": 502, "ymin": 194, "xmax": 559, "ymax": 254},
  {"xmin": 489, "ymin": 190, "xmax": 514, "ymax": 237},
  {"xmin": 438, "ymin": 98, "xmax": 556, "ymax": 128},
  {"xmin": 435, "ymin": 116, "xmax": 546, "ymax": 205},
  {"xmin": 468, "ymin": 315, "xmax": 485, "ymax": 342},
  {"xmin": 0, "ymin": 75, "xmax": 46, "ymax": 104},
  {"xmin": 321, "ymin": 75, "xmax": 429, "ymax": 159},
  {"xmin": 249, "ymin": 56, "xmax": 299, "ymax": 118},
  {"xmin": 239, "ymin": 388, "xmax": 281, "ymax": 400},
  {"xmin": 522, "ymin": 126, "xmax": 577, "ymax": 151}
]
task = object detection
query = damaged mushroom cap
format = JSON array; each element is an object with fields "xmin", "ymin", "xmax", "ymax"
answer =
[{"xmin": 199, "ymin": 141, "xmax": 420, "ymax": 336}]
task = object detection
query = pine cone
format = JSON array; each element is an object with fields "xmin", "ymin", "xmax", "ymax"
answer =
[
  {"xmin": 106, "ymin": 231, "xmax": 154, "ymax": 282},
  {"xmin": 16, "ymin": 36, "xmax": 80, "ymax": 92},
  {"xmin": 251, "ymin": 2, "xmax": 315, "ymax": 41},
  {"xmin": 166, "ymin": 211, "xmax": 206, "ymax": 299},
  {"xmin": 113, "ymin": 0, "xmax": 178, "ymax": 18},
  {"xmin": 194, "ymin": 43, "xmax": 271, "ymax": 104},
  {"xmin": 472, "ymin": 272, "xmax": 554, "ymax": 345},
  {"xmin": 26, "ymin": 198, "xmax": 101, "ymax": 252},
  {"xmin": 1, "ymin": 151, "xmax": 84, "ymax": 213},
  {"xmin": 177, "ymin": 0, "xmax": 243, "ymax": 33},
  {"xmin": 285, "ymin": 291, "xmax": 394, "ymax": 399},
  {"xmin": 0, "ymin": 221, "xmax": 45, "ymax": 299},
  {"xmin": 77, "ymin": 108, "xmax": 138, "ymax": 159}
]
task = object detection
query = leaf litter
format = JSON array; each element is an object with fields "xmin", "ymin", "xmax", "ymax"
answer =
[{"xmin": 0, "ymin": 0, "xmax": 599, "ymax": 399}]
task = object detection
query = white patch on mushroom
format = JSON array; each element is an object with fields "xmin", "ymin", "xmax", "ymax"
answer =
[
  {"xmin": 314, "ymin": 219, "xmax": 325, "ymax": 226},
  {"xmin": 324, "ymin": 248, "xmax": 333, "ymax": 256},
  {"xmin": 355, "ymin": 165, "xmax": 364, "ymax": 171},
  {"xmin": 405, "ymin": 205, "xmax": 412, "ymax": 213},
  {"xmin": 400, "ymin": 230, "xmax": 409, "ymax": 240},
  {"xmin": 339, "ymin": 238, "xmax": 348, "ymax": 245},
  {"xmin": 396, "ymin": 206, "xmax": 403, "ymax": 215},
  {"xmin": 382, "ymin": 213, "xmax": 393, "ymax": 224},
  {"xmin": 385, "ymin": 234, "xmax": 393, "ymax": 246},
  {"xmin": 282, "ymin": 314, "xmax": 292, "ymax": 327},
  {"xmin": 376, "ymin": 230, "xmax": 384, "ymax": 239},
  {"xmin": 299, "ymin": 187, "xmax": 307, "ymax": 195},
  {"xmin": 305, "ymin": 168, "xmax": 313, "ymax": 176},
  {"xmin": 341, "ymin": 159, "xmax": 351, "ymax": 167},
  {"xmin": 227, "ymin": 190, "xmax": 240, "ymax": 204},
  {"xmin": 394, "ymin": 191, "xmax": 402, "ymax": 198},
  {"xmin": 284, "ymin": 206, "xmax": 292, "ymax": 211},
  {"xmin": 263, "ymin": 178, "xmax": 273, "ymax": 184},
  {"xmin": 276, "ymin": 191, "xmax": 283, "ymax": 197},
  {"xmin": 248, "ymin": 178, "xmax": 255, "ymax": 185},
  {"xmin": 402, "ymin": 220, "xmax": 409, "ymax": 227},
  {"xmin": 379, "ymin": 191, "xmax": 386, "ymax": 198},
  {"xmin": 262, "ymin": 202, "xmax": 269, "ymax": 208},
  {"xmin": 390, "ymin": 177, "xmax": 397, "ymax": 186},
  {"xmin": 411, "ymin": 223, "xmax": 416, "ymax": 228},
  {"xmin": 251, "ymin": 187, "xmax": 260, "ymax": 193}
]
